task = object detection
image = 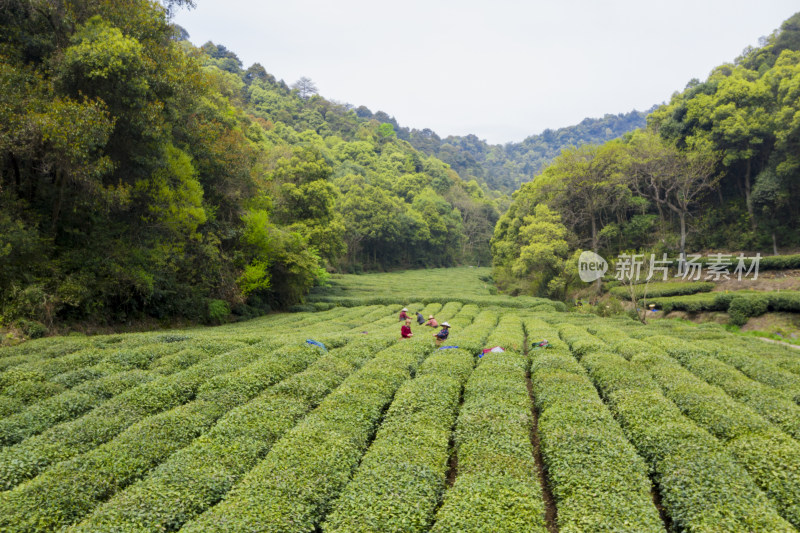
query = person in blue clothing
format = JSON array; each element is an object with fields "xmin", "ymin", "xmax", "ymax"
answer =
[
  {"xmin": 433, "ymin": 322, "xmax": 450, "ymax": 345},
  {"xmin": 416, "ymin": 311, "xmax": 425, "ymax": 325}
]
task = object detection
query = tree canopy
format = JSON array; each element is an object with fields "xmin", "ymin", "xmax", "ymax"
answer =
[
  {"xmin": 491, "ymin": 11, "xmax": 800, "ymax": 298},
  {"xmin": 0, "ymin": 0, "xmax": 500, "ymax": 328}
]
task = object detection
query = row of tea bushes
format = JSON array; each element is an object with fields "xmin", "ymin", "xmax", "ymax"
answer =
[
  {"xmin": 306, "ymin": 294, "xmax": 566, "ymax": 312},
  {"xmin": 626, "ymin": 253, "xmax": 800, "ymax": 272},
  {"xmin": 0, "ymin": 340, "xmax": 339, "ymax": 532},
  {"xmin": 483, "ymin": 314, "xmax": 524, "ymax": 353},
  {"xmin": 559, "ymin": 325, "xmax": 795, "ymax": 532},
  {"xmin": 525, "ymin": 319, "xmax": 664, "ymax": 532},
  {"xmin": 450, "ymin": 310, "xmax": 498, "ymax": 354},
  {"xmin": 180, "ymin": 334, "xmax": 440, "ymax": 532},
  {"xmin": 595, "ymin": 321, "xmax": 800, "ymax": 526},
  {"xmin": 0, "ymin": 340, "xmax": 246, "ymax": 444},
  {"xmin": 630, "ymin": 348, "xmax": 800, "ymax": 528},
  {"xmin": 0, "ymin": 303, "xmax": 372, "ymax": 391},
  {"xmin": 608, "ymin": 281, "xmax": 715, "ymax": 301},
  {"xmin": 649, "ymin": 336, "xmax": 800, "ymax": 441},
  {"xmin": 0, "ymin": 369, "xmax": 156, "ymax": 447},
  {"xmin": 431, "ymin": 316, "xmax": 547, "ymax": 533},
  {"xmin": 0, "ymin": 334, "xmax": 334, "ymax": 490},
  {"xmin": 694, "ymin": 341, "xmax": 800, "ymax": 403},
  {"xmin": 0, "ymin": 342, "xmax": 184, "ymax": 417},
  {"xmin": 0, "ymin": 306, "xmax": 392, "ymax": 450},
  {"xmin": 446, "ymin": 303, "xmax": 479, "ymax": 329},
  {"xmin": 733, "ymin": 337, "xmax": 800, "ymax": 377},
  {"xmin": 71, "ymin": 328, "xmax": 402, "ymax": 533},
  {"xmin": 649, "ymin": 291, "xmax": 800, "ymax": 323},
  {"xmin": 0, "ymin": 342, "xmax": 184, "ymax": 390},
  {"xmin": 0, "ymin": 333, "xmax": 170, "ymax": 372},
  {"xmin": 0, "ymin": 304, "xmax": 375, "ymax": 375},
  {"xmin": 596, "ymin": 324, "xmax": 800, "ymax": 526},
  {"xmin": 323, "ymin": 346, "xmax": 478, "ymax": 532}
]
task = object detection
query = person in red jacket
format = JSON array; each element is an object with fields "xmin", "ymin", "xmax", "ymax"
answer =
[{"xmin": 401, "ymin": 318, "xmax": 413, "ymax": 339}]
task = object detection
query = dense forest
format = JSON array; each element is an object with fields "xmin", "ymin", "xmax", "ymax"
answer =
[
  {"xmin": 492, "ymin": 11, "xmax": 800, "ymax": 297},
  {"xmin": 403, "ymin": 109, "xmax": 652, "ymax": 193},
  {"xmin": 3, "ymin": 0, "xmax": 798, "ymax": 330},
  {"xmin": 0, "ymin": 0, "xmax": 500, "ymax": 329},
  {"xmin": 353, "ymin": 105, "xmax": 650, "ymax": 194}
]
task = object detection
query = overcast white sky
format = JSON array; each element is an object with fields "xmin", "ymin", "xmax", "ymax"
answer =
[{"xmin": 174, "ymin": 1, "xmax": 799, "ymax": 144}]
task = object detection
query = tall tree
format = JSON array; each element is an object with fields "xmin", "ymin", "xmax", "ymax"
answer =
[
  {"xmin": 627, "ymin": 130, "xmax": 720, "ymax": 257},
  {"xmin": 535, "ymin": 143, "xmax": 629, "ymax": 253},
  {"xmin": 291, "ymin": 76, "xmax": 318, "ymax": 99}
]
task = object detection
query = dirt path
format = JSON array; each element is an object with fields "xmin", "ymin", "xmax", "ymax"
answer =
[
  {"xmin": 524, "ymin": 333, "xmax": 559, "ymax": 533},
  {"xmin": 754, "ymin": 336, "xmax": 800, "ymax": 351}
]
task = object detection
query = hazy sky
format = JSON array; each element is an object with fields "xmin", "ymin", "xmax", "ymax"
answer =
[{"xmin": 174, "ymin": 1, "xmax": 799, "ymax": 144}]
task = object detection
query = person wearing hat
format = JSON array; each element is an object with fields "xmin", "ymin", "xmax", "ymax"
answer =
[
  {"xmin": 434, "ymin": 322, "xmax": 450, "ymax": 345},
  {"xmin": 399, "ymin": 307, "xmax": 409, "ymax": 321},
  {"xmin": 425, "ymin": 315, "xmax": 438, "ymax": 327},
  {"xmin": 416, "ymin": 311, "xmax": 425, "ymax": 325}
]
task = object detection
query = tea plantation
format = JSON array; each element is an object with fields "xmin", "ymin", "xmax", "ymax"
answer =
[{"xmin": 1, "ymin": 268, "xmax": 799, "ymax": 532}]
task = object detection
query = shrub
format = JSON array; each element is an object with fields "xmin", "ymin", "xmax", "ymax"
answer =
[
  {"xmin": 0, "ymin": 341, "xmax": 270, "ymax": 491},
  {"xmin": 631, "ymin": 349, "xmax": 800, "ymax": 528},
  {"xmin": 14, "ymin": 319, "xmax": 48, "ymax": 339},
  {"xmin": 430, "ymin": 347, "xmax": 547, "ymax": 533},
  {"xmin": 649, "ymin": 336, "xmax": 800, "ymax": 441},
  {"xmin": 0, "ymin": 343, "xmax": 333, "ymax": 530},
  {"xmin": 525, "ymin": 319, "xmax": 663, "ymax": 532},
  {"xmin": 289, "ymin": 303, "xmax": 316, "ymax": 312},
  {"xmin": 609, "ymin": 281, "xmax": 714, "ymax": 301},
  {"xmin": 572, "ymin": 330, "xmax": 795, "ymax": 532},
  {"xmin": 204, "ymin": 299, "xmax": 230, "ymax": 324},
  {"xmin": 323, "ymin": 348, "xmax": 475, "ymax": 533},
  {"xmin": 728, "ymin": 295, "xmax": 768, "ymax": 326},
  {"xmin": 180, "ymin": 337, "xmax": 435, "ymax": 533}
]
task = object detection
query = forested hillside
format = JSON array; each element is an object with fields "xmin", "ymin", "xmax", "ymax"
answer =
[
  {"xmin": 0, "ymin": 0, "xmax": 500, "ymax": 329},
  {"xmin": 492, "ymin": 12, "xmax": 800, "ymax": 298},
  {"xmin": 4, "ymin": 0, "xmax": 798, "ymax": 329},
  {"xmin": 405, "ymin": 110, "xmax": 652, "ymax": 192},
  {"xmin": 354, "ymin": 106, "xmax": 650, "ymax": 193}
]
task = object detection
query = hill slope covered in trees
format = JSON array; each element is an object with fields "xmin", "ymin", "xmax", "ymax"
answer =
[
  {"xmin": 354, "ymin": 105, "xmax": 652, "ymax": 193},
  {"xmin": 491, "ymin": 11, "xmax": 800, "ymax": 298},
  {"xmin": 0, "ymin": 0, "xmax": 502, "ymax": 329}
]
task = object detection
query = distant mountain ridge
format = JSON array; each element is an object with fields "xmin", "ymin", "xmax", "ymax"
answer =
[{"xmin": 354, "ymin": 107, "xmax": 654, "ymax": 193}]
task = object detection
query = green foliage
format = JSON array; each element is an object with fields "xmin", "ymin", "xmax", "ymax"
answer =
[
  {"xmin": 492, "ymin": 202, "xmax": 573, "ymax": 298},
  {"xmin": 526, "ymin": 319, "xmax": 664, "ymax": 532},
  {"xmin": 323, "ymin": 348, "xmax": 475, "ymax": 533},
  {"xmin": 650, "ymin": 335, "xmax": 800, "ymax": 442},
  {"xmin": 560, "ymin": 326, "xmax": 796, "ymax": 532},
  {"xmin": 649, "ymin": 290, "xmax": 800, "ymax": 322},
  {"xmin": 431, "ymin": 323, "xmax": 547, "ymax": 533},
  {"xmin": 577, "ymin": 322, "xmax": 800, "ymax": 529},
  {"xmin": 2, "ymin": 270, "xmax": 800, "ymax": 532},
  {"xmin": 488, "ymin": 12, "xmax": 800, "ymax": 280},
  {"xmin": 204, "ymin": 299, "xmax": 230, "ymax": 324},
  {"xmin": 609, "ymin": 281, "xmax": 714, "ymax": 300},
  {"xmin": 180, "ymin": 337, "xmax": 435, "ymax": 533},
  {"xmin": 0, "ymin": 1, "xmax": 499, "ymax": 326},
  {"xmin": 73, "ymin": 334, "xmax": 394, "ymax": 533},
  {"xmin": 728, "ymin": 295, "xmax": 769, "ymax": 326},
  {"xmin": 12, "ymin": 319, "xmax": 48, "ymax": 339},
  {"xmin": 407, "ymin": 111, "xmax": 650, "ymax": 193}
]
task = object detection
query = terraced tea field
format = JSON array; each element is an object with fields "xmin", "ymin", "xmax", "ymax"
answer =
[{"xmin": 1, "ymin": 269, "xmax": 800, "ymax": 532}]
